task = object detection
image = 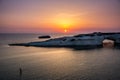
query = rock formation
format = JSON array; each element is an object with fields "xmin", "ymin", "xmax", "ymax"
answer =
[{"xmin": 9, "ymin": 32, "xmax": 120, "ymax": 49}]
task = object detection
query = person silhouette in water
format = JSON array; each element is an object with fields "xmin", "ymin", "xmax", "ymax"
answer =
[
  {"xmin": 19, "ymin": 68, "xmax": 22, "ymax": 76},
  {"xmin": 19, "ymin": 68, "xmax": 22, "ymax": 80}
]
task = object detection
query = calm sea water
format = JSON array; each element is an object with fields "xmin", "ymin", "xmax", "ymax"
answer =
[{"xmin": 0, "ymin": 34, "xmax": 120, "ymax": 80}]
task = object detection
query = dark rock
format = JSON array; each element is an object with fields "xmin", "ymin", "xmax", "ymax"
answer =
[
  {"xmin": 38, "ymin": 35, "xmax": 51, "ymax": 39},
  {"xmin": 8, "ymin": 43, "xmax": 29, "ymax": 47}
]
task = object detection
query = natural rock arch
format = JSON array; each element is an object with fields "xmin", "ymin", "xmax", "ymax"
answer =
[{"xmin": 102, "ymin": 39, "xmax": 115, "ymax": 48}]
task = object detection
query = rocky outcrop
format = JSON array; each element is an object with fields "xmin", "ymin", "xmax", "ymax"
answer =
[
  {"xmin": 38, "ymin": 35, "xmax": 51, "ymax": 39},
  {"xmin": 9, "ymin": 32, "xmax": 120, "ymax": 49}
]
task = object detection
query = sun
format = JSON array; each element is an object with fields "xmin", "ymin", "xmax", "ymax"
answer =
[
  {"xmin": 64, "ymin": 29, "xmax": 68, "ymax": 33},
  {"xmin": 58, "ymin": 20, "xmax": 71, "ymax": 33},
  {"xmin": 51, "ymin": 13, "xmax": 77, "ymax": 33}
]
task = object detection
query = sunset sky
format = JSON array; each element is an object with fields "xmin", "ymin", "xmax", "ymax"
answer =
[{"xmin": 0, "ymin": 0, "xmax": 120, "ymax": 33}]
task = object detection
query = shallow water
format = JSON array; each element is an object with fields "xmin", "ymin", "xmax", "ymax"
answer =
[{"xmin": 0, "ymin": 34, "xmax": 120, "ymax": 80}]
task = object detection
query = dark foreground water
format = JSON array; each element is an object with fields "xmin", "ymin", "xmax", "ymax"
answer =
[{"xmin": 0, "ymin": 34, "xmax": 120, "ymax": 80}]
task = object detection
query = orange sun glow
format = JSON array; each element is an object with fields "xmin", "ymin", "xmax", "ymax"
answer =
[
  {"xmin": 51, "ymin": 13, "xmax": 77, "ymax": 32},
  {"xmin": 64, "ymin": 29, "xmax": 68, "ymax": 32}
]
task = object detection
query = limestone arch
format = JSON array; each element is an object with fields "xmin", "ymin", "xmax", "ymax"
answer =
[{"xmin": 102, "ymin": 38, "xmax": 115, "ymax": 48}]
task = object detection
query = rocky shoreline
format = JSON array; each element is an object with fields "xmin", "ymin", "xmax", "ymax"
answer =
[{"xmin": 9, "ymin": 32, "xmax": 120, "ymax": 49}]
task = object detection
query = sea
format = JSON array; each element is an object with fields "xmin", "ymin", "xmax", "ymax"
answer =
[{"xmin": 0, "ymin": 33, "xmax": 120, "ymax": 80}]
